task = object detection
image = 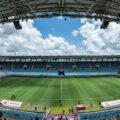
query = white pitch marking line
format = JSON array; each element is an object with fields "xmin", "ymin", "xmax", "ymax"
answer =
[{"xmin": 60, "ymin": 78, "xmax": 63, "ymax": 100}]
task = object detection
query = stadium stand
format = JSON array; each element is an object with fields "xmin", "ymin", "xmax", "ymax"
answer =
[
  {"xmin": 78, "ymin": 107, "xmax": 120, "ymax": 120},
  {"xmin": 0, "ymin": 56, "xmax": 119, "ymax": 77},
  {"xmin": 0, "ymin": 109, "xmax": 44, "ymax": 120}
]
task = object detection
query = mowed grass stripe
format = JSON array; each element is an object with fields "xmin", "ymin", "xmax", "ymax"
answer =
[
  {"xmin": 0, "ymin": 77, "xmax": 28, "ymax": 99},
  {"xmin": 3, "ymin": 79, "xmax": 28, "ymax": 99},
  {"xmin": 87, "ymin": 78, "xmax": 112, "ymax": 97},
  {"xmin": 69, "ymin": 78, "xmax": 89, "ymax": 103},
  {"xmin": 17, "ymin": 78, "xmax": 52, "ymax": 104},
  {"xmin": 76, "ymin": 78, "xmax": 96, "ymax": 104},
  {"xmin": 83, "ymin": 77, "xmax": 120, "ymax": 102},
  {"xmin": 39, "ymin": 78, "xmax": 60, "ymax": 106},
  {"xmin": 83, "ymin": 78, "xmax": 116, "ymax": 102},
  {"xmin": 92, "ymin": 77, "xmax": 120, "ymax": 98},
  {"xmin": 0, "ymin": 77, "xmax": 120, "ymax": 106},
  {"xmin": 16, "ymin": 78, "xmax": 46, "ymax": 103},
  {"xmin": 15, "ymin": 79, "xmax": 39, "ymax": 103},
  {"xmin": 79, "ymin": 78, "xmax": 106, "ymax": 103},
  {"xmin": 0, "ymin": 77, "xmax": 22, "ymax": 94},
  {"xmin": 62, "ymin": 78, "xmax": 76, "ymax": 105},
  {"xmin": 102, "ymin": 77, "xmax": 120, "ymax": 97},
  {"xmin": 70, "ymin": 78, "xmax": 95, "ymax": 104},
  {"xmin": 29, "ymin": 78, "xmax": 52, "ymax": 99}
]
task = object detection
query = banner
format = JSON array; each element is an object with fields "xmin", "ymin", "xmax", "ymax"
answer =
[
  {"xmin": 1, "ymin": 100, "xmax": 22, "ymax": 108},
  {"xmin": 101, "ymin": 100, "xmax": 120, "ymax": 108}
]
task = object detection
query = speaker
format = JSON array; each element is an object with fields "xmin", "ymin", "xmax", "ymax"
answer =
[
  {"xmin": 13, "ymin": 20, "xmax": 22, "ymax": 30},
  {"xmin": 100, "ymin": 20, "xmax": 109, "ymax": 29}
]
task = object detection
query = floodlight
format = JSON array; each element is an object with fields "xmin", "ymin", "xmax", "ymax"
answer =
[
  {"xmin": 100, "ymin": 20, "xmax": 109, "ymax": 29},
  {"xmin": 13, "ymin": 20, "xmax": 22, "ymax": 30}
]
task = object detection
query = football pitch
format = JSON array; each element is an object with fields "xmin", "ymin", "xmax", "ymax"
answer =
[{"xmin": 0, "ymin": 77, "xmax": 120, "ymax": 107}]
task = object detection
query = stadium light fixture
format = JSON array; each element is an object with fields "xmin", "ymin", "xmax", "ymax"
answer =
[
  {"xmin": 100, "ymin": 20, "xmax": 109, "ymax": 29},
  {"xmin": 13, "ymin": 20, "xmax": 22, "ymax": 30}
]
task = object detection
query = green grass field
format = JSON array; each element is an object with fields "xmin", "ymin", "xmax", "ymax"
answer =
[{"xmin": 0, "ymin": 76, "xmax": 120, "ymax": 107}]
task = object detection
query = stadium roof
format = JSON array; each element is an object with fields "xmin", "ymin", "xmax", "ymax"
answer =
[
  {"xmin": 0, "ymin": 0, "xmax": 120, "ymax": 23},
  {"xmin": 0, "ymin": 55, "xmax": 120, "ymax": 62}
]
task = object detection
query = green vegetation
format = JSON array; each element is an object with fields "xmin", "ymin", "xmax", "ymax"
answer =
[{"xmin": 0, "ymin": 77, "xmax": 120, "ymax": 108}]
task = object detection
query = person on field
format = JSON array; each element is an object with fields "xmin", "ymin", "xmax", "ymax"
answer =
[
  {"xmin": 11, "ymin": 95, "xmax": 16, "ymax": 100},
  {"xmin": 59, "ymin": 100, "xmax": 63, "ymax": 106},
  {"xmin": 62, "ymin": 110, "xmax": 65, "ymax": 114}
]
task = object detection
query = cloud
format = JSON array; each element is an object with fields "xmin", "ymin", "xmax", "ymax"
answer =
[
  {"xmin": 72, "ymin": 19, "xmax": 120, "ymax": 55},
  {"xmin": 1, "ymin": 18, "xmax": 120, "ymax": 56},
  {"xmin": 51, "ymin": 28, "xmax": 55, "ymax": 31},
  {"xmin": 57, "ymin": 16, "xmax": 64, "ymax": 20},
  {"xmin": 0, "ymin": 20, "xmax": 81, "ymax": 55},
  {"xmin": 72, "ymin": 30, "xmax": 79, "ymax": 37},
  {"xmin": 80, "ymin": 18, "xmax": 89, "ymax": 24}
]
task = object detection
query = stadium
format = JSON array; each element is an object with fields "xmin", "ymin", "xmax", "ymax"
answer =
[
  {"xmin": 0, "ymin": 55, "xmax": 120, "ymax": 120},
  {"xmin": 0, "ymin": 0, "xmax": 120, "ymax": 120}
]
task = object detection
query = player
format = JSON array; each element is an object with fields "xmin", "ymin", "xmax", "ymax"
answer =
[
  {"xmin": 11, "ymin": 95, "xmax": 16, "ymax": 100},
  {"xmin": 59, "ymin": 99, "xmax": 63, "ymax": 106}
]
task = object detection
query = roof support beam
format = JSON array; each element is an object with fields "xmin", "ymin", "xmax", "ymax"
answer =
[
  {"xmin": 58, "ymin": 0, "xmax": 65, "ymax": 16},
  {"xmin": 0, "ymin": 0, "xmax": 120, "ymax": 23},
  {"xmin": 86, "ymin": 2, "xmax": 96, "ymax": 15}
]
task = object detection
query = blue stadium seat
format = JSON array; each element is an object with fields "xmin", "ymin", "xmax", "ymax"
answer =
[
  {"xmin": 78, "ymin": 109, "xmax": 120, "ymax": 120},
  {"xmin": 1, "ymin": 109, "xmax": 44, "ymax": 120}
]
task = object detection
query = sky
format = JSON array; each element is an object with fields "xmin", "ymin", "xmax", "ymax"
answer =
[{"xmin": 0, "ymin": 17, "xmax": 120, "ymax": 56}]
